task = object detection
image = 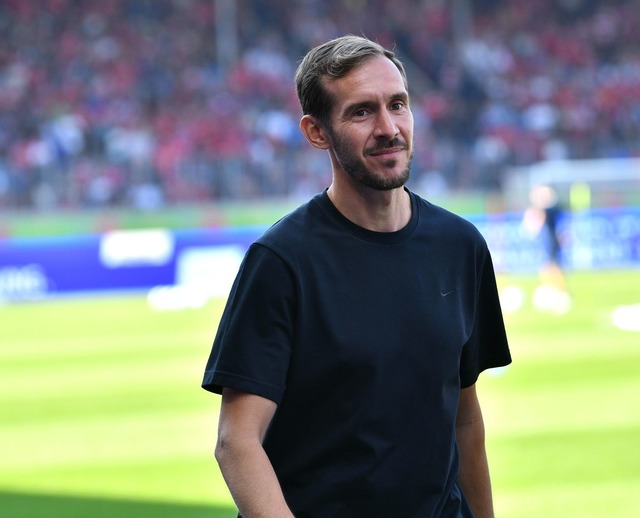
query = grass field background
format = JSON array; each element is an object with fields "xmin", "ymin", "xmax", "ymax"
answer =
[{"xmin": 1, "ymin": 268, "xmax": 639, "ymax": 517}]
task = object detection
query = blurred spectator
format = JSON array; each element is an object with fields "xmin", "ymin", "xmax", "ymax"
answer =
[{"xmin": 0, "ymin": 0, "xmax": 638, "ymax": 209}]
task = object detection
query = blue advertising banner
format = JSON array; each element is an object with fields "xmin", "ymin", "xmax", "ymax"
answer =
[
  {"xmin": 475, "ymin": 207, "xmax": 640, "ymax": 273},
  {"xmin": 0, "ymin": 226, "xmax": 261, "ymax": 301}
]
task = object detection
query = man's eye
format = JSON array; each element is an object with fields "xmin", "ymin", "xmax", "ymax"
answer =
[
  {"xmin": 391, "ymin": 102, "xmax": 405, "ymax": 110},
  {"xmin": 353, "ymin": 109, "xmax": 368, "ymax": 117}
]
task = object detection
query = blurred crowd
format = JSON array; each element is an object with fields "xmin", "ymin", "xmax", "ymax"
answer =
[{"xmin": 1, "ymin": 0, "xmax": 639, "ymax": 210}]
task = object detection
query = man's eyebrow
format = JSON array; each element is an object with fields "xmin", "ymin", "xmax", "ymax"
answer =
[
  {"xmin": 391, "ymin": 91, "xmax": 410, "ymax": 104},
  {"xmin": 341, "ymin": 100, "xmax": 375, "ymax": 117}
]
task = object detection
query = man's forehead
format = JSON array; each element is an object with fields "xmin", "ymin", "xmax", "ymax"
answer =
[{"xmin": 327, "ymin": 56, "xmax": 407, "ymax": 97}]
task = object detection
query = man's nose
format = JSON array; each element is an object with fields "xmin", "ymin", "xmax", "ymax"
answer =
[{"xmin": 373, "ymin": 109, "xmax": 399, "ymax": 139}]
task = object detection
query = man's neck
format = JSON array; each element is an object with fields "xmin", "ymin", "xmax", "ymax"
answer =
[{"xmin": 326, "ymin": 183, "xmax": 412, "ymax": 233}]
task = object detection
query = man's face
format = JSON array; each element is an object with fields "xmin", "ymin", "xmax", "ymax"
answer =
[{"xmin": 324, "ymin": 55, "xmax": 414, "ymax": 191}]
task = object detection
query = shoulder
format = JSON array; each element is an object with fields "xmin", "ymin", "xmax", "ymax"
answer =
[
  {"xmin": 256, "ymin": 191, "xmax": 331, "ymax": 251},
  {"xmin": 258, "ymin": 194, "xmax": 321, "ymax": 244},
  {"xmin": 413, "ymin": 192, "xmax": 487, "ymax": 247}
]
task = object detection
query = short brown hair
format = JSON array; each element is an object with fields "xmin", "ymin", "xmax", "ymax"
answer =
[{"xmin": 295, "ymin": 35, "xmax": 408, "ymax": 127}]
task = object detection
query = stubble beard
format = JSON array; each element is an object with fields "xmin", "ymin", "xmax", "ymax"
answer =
[{"xmin": 329, "ymin": 130, "xmax": 413, "ymax": 191}]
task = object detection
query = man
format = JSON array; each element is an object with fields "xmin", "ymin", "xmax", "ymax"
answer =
[
  {"xmin": 523, "ymin": 184, "xmax": 566, "ymax": 287},
  {"xmin": 202, "ymin": 35, "xmax": 511, "ymax": 517}
]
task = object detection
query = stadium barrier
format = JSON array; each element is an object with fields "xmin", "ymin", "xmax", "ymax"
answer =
[{"xmin": 0, "ymin": 208, "xmax": 638, "ymax": 302}]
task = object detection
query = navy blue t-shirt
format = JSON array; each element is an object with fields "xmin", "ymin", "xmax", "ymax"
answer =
[{"xmin": 203, "ymin": 189, "xmax": 511, "ymax": 517}]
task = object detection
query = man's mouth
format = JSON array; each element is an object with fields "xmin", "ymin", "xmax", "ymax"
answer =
[{"xmin": 367, "ymin": 140, "xmax": 408, "ymax": 157}]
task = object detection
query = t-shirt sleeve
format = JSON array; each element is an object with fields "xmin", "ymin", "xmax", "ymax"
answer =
[
  {"xmin": 459, "ymin": 248, "xmax": 511, "ymax": 388},
  {"xmin": 201, "ymin": 243, "xmax": 296, "ymax": 404}
]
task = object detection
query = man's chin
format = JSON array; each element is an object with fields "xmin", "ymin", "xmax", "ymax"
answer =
[{"xmin": 366, "ymin": 168, "xmax": 411, "ymax": 191}]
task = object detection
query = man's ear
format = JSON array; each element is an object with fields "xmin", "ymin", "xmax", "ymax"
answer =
[{"xmin": 300, "ymin": 115, "xmax": 331, "ymax": 150}]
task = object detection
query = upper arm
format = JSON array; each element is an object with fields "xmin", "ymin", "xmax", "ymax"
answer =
[
  {"xmin": 456, "ymin": 384, "xmax": 483, "ymax": 428},
  {"xmin": 217, "ymin": 387, "xmax": 278, "ymax": 446}
]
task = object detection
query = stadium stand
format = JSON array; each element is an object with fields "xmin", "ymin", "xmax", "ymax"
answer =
[{"xmin": 0, "ymin": 0, "xmax": 638, "ymax": 209}]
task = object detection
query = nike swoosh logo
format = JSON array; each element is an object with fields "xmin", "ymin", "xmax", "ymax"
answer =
[{"xmin": 441, "ymin": 289, "xmax": 456, "ymax": 297}]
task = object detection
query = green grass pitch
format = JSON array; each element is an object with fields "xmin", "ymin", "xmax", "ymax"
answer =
[{"xmin": 1, "ymin": 269, "xmax": 639, "ymax": 517}]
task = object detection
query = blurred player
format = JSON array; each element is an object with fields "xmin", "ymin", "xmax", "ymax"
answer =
[
  {"xmin": 202, "ymin": 35, "xmax": 511, "ymax": 517},
  {"xmin": 522, "ymin": 184, "xmax": 571, "ymax": 313}
]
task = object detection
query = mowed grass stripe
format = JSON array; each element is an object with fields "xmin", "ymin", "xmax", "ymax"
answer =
[
  {"xmin": 1, "ymin": 408, "xmax": 213, "ymax": 470},
  {"xmin": 2, "ymin": 332, "xmax": 212, "ymax": 424},
  {"xmin": 9, "ymin": 457, "xmax": 232, "ymax": 507},
  {"xmin": 497, "ymin": 479, "xmax": 640, "ymax": 518},
  {"xmin": 0, "ymin": 330, "xmax": 210, "ymax": 366},
  {"xmin": 2, "ymin": 350, "xmax": 204, "ymax": 400},
  {"xmin": 490, "ymin": 425, "xmax": 640, "ymax": 487}
]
